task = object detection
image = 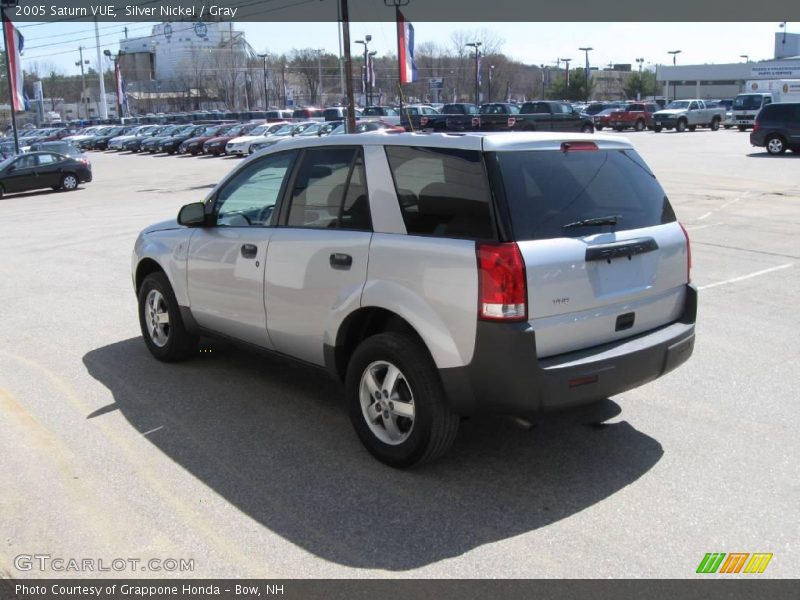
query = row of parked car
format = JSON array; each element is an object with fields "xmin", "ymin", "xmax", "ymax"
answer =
[{"xmin": 67, "ymin": 118, "xmax": 405, "ymax": 158}]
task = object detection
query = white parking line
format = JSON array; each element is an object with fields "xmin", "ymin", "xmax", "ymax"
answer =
[
  {"xmin": 697, "ymin": 211, "xmax": 713, "ymax": 221},
  {"xmin": 698, "ymin": 263, "xmax": 793, "ymax": 290}
]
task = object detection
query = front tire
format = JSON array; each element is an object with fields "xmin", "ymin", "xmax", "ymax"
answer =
[
  {"xmin": 346, "ymin": 332, "xmax": 459, "ymax": 468},
  {"xmin": 138, "ymin": 272, "xmax": 198, "ymax": 361},
  {"xmin": 634, "ymin": 119, "xmax": 645, "ymax": 132},
  {"xmin": 676, "ymin": 119, "xmax": 687, "ymax": 133},
  {"xmin": 654, "ymin": 125, "xmax": 662, "ymax": 133},
  {"xmin": 738, "ymin": 125, "xmax": 747, "ymax": 132},
  {"xmin": 766, "ymin": 134, "xmax": 786, "ymax": 155},
  {"xmin": 581, "ymin": 123, "xmax": 594, "ymax": 134}
]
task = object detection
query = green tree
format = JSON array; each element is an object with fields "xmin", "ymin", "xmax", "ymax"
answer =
[
  {"xmin": 623, "ymin": 71, "xmax": 657, "ymax": 100},
  {"xmin": 548, "ymin": 68, "xmax": 595, "ymax": 102}
]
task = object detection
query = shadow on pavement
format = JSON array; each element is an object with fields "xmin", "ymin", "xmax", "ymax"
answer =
[{"xmin": 83, "ymin": 337, "xmax": 663, "ymax": 570}]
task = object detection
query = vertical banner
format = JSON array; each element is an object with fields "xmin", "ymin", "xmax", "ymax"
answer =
[
  {"xmin": 396, "ymin": 9, "xmax": 418, "ymax": 84},
  {"xmin": 4, "ymin": 16, "xmax": 25, "ymax": 112},
  {"xmin": 115, "ymin": 61, "xmax": 127, "ymax": 117}
]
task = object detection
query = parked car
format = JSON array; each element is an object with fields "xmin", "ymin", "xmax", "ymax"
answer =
[
  {"xmin": 142, "ymin": 125, "xmax": 193, "ymax": 153},
  {"xmin": 652, "ymin": 99, "xmax": 726, "ymax": 132},
  {"xmin": 583, "ymin": 102, "xmax": 625, "ymax": 117},
  {"xmin": 749, "ymin": 102, "xmax": 800, "ymax": 154},
  {"xmin": 158, "ymin": 125, "xmax": 211, "ymax": 154},
  {"xmin": 248, "ymin": 121, "xmax": 316, "ymax": 153},
  {"xmin": 132, "ymin": 131, "xmax": 695, "ymax": 467},
  {"xmin": 292, "ymin": 107, "xmax": 324, "ymax": 120},
  {"xmin": 179, "ymin": 124, "xmax": 236, "ymax": 155},
  {"xmin": 266, "ymin": 110, "xmax": 294, "ymax": 122},
  {"xmin": 89, "ymin": 126, "xmax": 137, "ymax": 151},
  {"xmin": 203, "ymin": 123, "xmax": 260, "ymax": 156},
  {"xmin": 361, "ymin": 106, "xmax": 401, "ymax": 126},
  {"xmin": 28, "ymin": 141, "xmax": 87, "ymax": 161},
  {"xmin": 398, "ymin": 104, "xmax": 441, "ymax": 130},
  {"xmin": 225, "ymin": 122, "xmax": 291, "ymax": 156},
  {"xmin": 607, "ymin": 102, "xmax": 660, "ymax": 131},
  {"xmin": 592, "ymin": 107, "xmax": 623, "ymax": 131},
  {"xmin": 108, "ymin": 125, "xmax": 159, "ymax": 151},
  {"xmin": 123, "ymin": 126, "xmax": 178, "ymax": 153},
  {"xmin": 327, "ymin": 120, "xmax": 404, "ymax": 135},
  {"xmin": 0, "ymin": 151, "xmax": 91, "ymax": 197},
  {"xmin": 414, "ymin": 103, "xmax": 480, "ymax": 132}
]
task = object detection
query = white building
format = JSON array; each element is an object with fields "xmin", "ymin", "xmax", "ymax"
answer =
[
  {"xmin": 656, "ymin": 32, "xmax": 800, "ymax": 100},
  {"xmin": 121, "ymin": 21, "xmax": 253, "ymax": 83}
]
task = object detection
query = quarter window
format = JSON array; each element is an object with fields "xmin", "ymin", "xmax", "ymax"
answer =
[{"xmin": 385, "ymin": 146, "xmax": 495, "ymax": 240}]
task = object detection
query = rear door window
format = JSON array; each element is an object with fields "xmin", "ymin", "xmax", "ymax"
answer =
[
  {"xmin": 285, "ymin": 147, "xmax": 371, "ymax": 231},
  {"xmin": 491, "ymin": 149, "xmax": 676, "ymax": 241},
  {"xmin": 385, "ymin": 146, "xmax": 495, "ymax": 240}
]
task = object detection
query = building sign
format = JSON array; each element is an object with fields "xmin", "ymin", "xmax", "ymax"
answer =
[
  {"xmin": 750, "ymin": 65, "xmax": 800, "ymax": 78},
  {"xmin": 428, "ymin": 77, "xmax": 444, "ymax": 90},
  {"xmin": 194, "ymin": 22, "xmax": 208, "ymax": 39}
]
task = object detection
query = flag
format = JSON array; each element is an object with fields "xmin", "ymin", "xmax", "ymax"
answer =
[
  {"xmin": 4, "ymin": 17, "xmax": 25, "ymax": 112},
  {"xmin": 396, "ymin": 9, "xmax": 418, "ymax": 84},
  {"xmin": 368, "ymin": 54, "xmax": 375, "ymax": 86},
  {"xmin": 115, "ymin": 61, "xmax": 127, "ymax": 115}
]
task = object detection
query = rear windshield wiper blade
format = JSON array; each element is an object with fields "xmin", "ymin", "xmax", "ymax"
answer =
[{"xmin": 562, "ymin": 215, "xmax": 621, "ymax": 229}]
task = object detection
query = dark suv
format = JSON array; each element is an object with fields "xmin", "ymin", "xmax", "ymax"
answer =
[{"xmin": 750, "ymin": 103, "xmax": 800, "ymax": 155}]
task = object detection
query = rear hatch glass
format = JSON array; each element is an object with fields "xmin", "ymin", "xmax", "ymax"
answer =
[{"xmin": 490, "ymin": 147, "xmax": 688, "ymax": 357}]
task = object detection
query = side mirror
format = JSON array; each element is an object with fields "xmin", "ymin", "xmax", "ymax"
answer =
[{"xmin": 177, "ymin": 202, "xmax": 208, "ymax": 227}]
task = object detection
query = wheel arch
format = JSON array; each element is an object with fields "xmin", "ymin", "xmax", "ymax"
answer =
[
  {"xmin": 327, "ymin": 307, "xmax": 429, "ymax": 382},
  {"xmin": 135, "ymin": 257, "xmax": 165, "ymax": 294}
]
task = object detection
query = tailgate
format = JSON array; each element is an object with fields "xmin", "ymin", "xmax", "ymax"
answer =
[
  {"xmin": 490, "ymin": 144, "xmax": 689, "ymax": 358},
  {"xmin": 519, "ymin": 224, "xmax": 687, "ymax": 357}
]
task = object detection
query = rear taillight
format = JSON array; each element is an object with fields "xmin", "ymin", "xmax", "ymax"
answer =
[
  {"xmin": 752, "ymin": 121, "xmax": 760, "ymax": 133},
  {"xmin": 476, "ymin": 242, "xmax": 528, "ymax": 322},
  {"xmin": 679, "ymin": 222, "xmax": 692, "ymax": 283}
]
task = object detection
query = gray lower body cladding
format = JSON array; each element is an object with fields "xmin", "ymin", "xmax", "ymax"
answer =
[{"xmin": 439, "ymin": 284, "xmax": 697, "ymax": 417}]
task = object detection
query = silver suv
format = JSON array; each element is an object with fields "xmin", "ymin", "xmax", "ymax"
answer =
[{"xmin": 132, "ymin": 132, "xmax": 696, "ymax": 467}]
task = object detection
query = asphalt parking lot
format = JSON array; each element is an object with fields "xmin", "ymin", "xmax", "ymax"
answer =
[{"xmin": 1, "ymin": 130, "xmax": 797, "ymax": 579}]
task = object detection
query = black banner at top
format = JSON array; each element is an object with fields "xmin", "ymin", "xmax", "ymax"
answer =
[{"xmin": 4, "ymin": 0, "xmax": 800, "ymax": 23}]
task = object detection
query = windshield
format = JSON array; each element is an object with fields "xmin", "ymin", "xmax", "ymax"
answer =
[
  {"xmin": 493, "ymin": 149, "xmax": 675, "ymax": 241},
  {"xmin": 248, "ymin": 125, "xmax": 268, "ymax": 136},
  {"xmin": 733, "ymin": 95, "xmax": 765, "ymax": 110},
  {"xmin": 666, "ymin": 101, "xmax": 691, "ymax": 110},
  {"xmin": 298, "ymin": 124, "xmax": 322, "ymax": 136}
]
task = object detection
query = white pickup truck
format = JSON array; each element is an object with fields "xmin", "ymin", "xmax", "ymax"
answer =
[{"xmin": 652, "ymin": 100, "xmax": 726, "ymax": 132}]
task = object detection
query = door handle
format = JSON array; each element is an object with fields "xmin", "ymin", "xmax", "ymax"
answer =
[
  {"xmin": 240, "ymin": 243, "xmax": 258, "ymax": 259},
  {"xmin": 329, "ymin": 253, "xmax": 352, "ymax": 269}
]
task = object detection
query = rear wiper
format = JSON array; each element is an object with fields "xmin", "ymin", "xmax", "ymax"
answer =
[{"xmin": 562, "ymin": 215, "xmax": 621, "ymax": 229}]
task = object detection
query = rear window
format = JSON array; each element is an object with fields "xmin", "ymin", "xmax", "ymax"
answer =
[
  {"xmin": 385, "ymin": 146, "xmax": 495, "ymax": 240},
  {"xmin": 492, "ymin": 149, "xmax": 676, "ymax": 241}
]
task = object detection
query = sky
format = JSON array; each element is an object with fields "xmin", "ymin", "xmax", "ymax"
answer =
[{"xmin": 18, "ymin": 21, "xmax": 789, "ymax": 77}]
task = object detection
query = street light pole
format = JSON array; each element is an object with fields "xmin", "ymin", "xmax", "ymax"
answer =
[
  {"xmin": 104, "ymin": 49, "xmax": 124, "ymax": 120},
  {"xmin": 1, "ymin": 0, "xmax": 20, "ymax": 154},
  {"xmin": 355, "ymin": 35, "xmax": 371, "ymax": 106},
  {"xmin": 668, "ymin": 50, "xmax": 681, "ymax": 100},
  {"xmin": 740, "ymin": 54, "xmax": 749, "ymax": 63},
  {"xmin": 75, "ymin": 46, "xmax": 89, "ymax": 121},
  {"xmin": 578, "ymin": 47, "xmax": 593, "ymax": 102},
  {"xmin": 487, "ymin": 64, "xmax": 495, "ymax": 102},
  {"xmin": 465, "ymin": 42, "xmax": 482, "ymax": 105},
  {"xmin": 635, "ymin": 57, "xmax": 645, "ymax": 100},
  {"xmin": 258, "ymin": 53, "xmax": 269, "ymax": 109},
  {"xmin": 561, "ymin": 58, "xmax": 572, "ymax": 92}
]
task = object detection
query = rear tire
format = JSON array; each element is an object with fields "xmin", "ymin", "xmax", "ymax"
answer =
[
  {"xmin": 581, "ymin": 123, "xmax": 594, "ymax": 134},
  {"xmin": 138, "ymin": 272, "xmax": 198, "ymax": 362},
  {"xmin": 688, "ymin": 124, "xmax": 696, "ymax": 132},
  {"xmin": 346, "ymin": 332, "xmax": 459, "ymax": 468},
  {"xmin": 710, "ymin": 118, "xmax": 720, "ymax": 131},
  {"xmin": 60, "ymin": 174, "xmax": 79, "ymax": 191}
]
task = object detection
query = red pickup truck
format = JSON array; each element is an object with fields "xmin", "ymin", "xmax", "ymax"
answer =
[{"xmin": 608, "ymin": 102, "xmax": 659, "ymax": 131}]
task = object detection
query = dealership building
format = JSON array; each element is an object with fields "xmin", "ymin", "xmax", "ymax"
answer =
[{"xmin": 656, "ymin": 32, "xmax": 800, "ymax": 100}]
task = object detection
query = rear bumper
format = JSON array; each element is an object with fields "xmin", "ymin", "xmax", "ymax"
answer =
[
  {"xmin": 439, "ymin": 284, "xmax": 697, "ymax": 417},
  {"xmin": 749, "ymin": 131, "xmax": 766, "ymax": 146}
]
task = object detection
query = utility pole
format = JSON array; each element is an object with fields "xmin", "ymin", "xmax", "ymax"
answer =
[
  {"xmin": 340, "ymin": 0, "xmax": 356, "ymax": 132},
  {"xmin": 465, "ymin": 41, "xmax": 481, "ymax": 105},
  {"xmin": 562, "ymin": 58, "xmax": 572, "ymax": 91},
  {"xmin": 94, "ymin": 17, "xmax": 108, "ymax": 120},
  {"xmin": 258, "ymin": 54, "xmax": 269, "ymax": 109},
  {"xmin": 317, "ymin": 49, "xmax": 324, "ymax": 106}
]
